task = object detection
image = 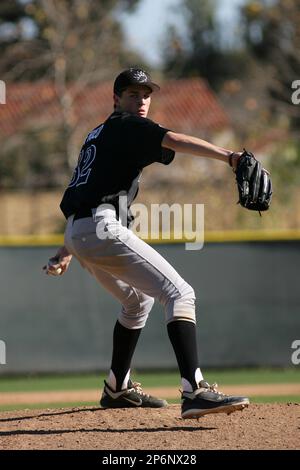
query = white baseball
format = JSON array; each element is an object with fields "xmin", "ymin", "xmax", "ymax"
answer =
[
  {"xmin": 48, "ymin": 266, "xmax": 62, "ymax": 276},
  {"xmin": 47, "ymin": 260, "xmax": 62, "ymax": 276}
]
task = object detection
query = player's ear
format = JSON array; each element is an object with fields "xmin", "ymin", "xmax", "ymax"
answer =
[{"xmin": 113, "ymin": 92, "xmax": 121, "ymax": 109}]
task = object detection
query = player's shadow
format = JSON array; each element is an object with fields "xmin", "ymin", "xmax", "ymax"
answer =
[
  {"xmin": 0, "ymin": 406, "xmax": 98, "ymax": 423},
  {"xmin": 0, "ymin": 406, "xmax": 218, "ymax": 433},
  {"xmin": 0, "ymin": 406, "xmax": 217, "ymax": 433},
  {"xmin": 0, "ymin": 425, "xmax": 216, "ymax": 437}
]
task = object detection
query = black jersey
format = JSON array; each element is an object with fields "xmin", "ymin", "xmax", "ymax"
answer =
[{"xmin": 60, "ymin": 111, "xmax": 175, "ymax": 225}]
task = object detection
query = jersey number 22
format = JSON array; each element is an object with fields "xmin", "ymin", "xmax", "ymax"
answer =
[{"xmin": 68, "ymin": 144, "xmax": 96, "ymax": 188}]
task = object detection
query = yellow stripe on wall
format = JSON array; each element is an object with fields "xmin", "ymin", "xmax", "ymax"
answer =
[
  {"xmin": 0, "ymin": 235, "xmax": 64, "ymax": 246},
  {"xmin": 203, "ymin": 229, "xmax": 300, "ymax": 243},
  {"xmin": 0, "ymin": 230, "xmax": 300, "ymax": 246}
]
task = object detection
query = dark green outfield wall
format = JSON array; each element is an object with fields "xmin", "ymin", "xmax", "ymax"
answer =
[{"xmin": 0, "ymin": 241, "xmax": 299, "ymax": 373}]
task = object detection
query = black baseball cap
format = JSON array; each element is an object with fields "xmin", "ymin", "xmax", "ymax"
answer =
[{"xmin": 113, "ymin": 68, "xmax": 160, "ymax": 95}]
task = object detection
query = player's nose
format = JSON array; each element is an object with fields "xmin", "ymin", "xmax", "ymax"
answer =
[{"xmin": 137, "ymin": 95, "xmax": 147, "ymax": 105}]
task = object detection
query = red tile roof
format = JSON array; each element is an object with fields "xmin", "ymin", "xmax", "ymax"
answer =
[
  {"xmin": 150, "ymin": 78, "xmax": 229, "ymax": 133},
  {"xmin": 0, "ymin": 78, "xmax": 229, "ymax": 137}
]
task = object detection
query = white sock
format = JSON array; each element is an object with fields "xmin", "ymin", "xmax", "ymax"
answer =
[
  {"xmin": 106, "ymin": 369, "xmax": 130, "ymax": 391},
  {"xmin": 195, "ymin": 367, "xmax": 204, "ymax": 386},
  {"xmin": 107, "ymin": 370, "xmax": 117, "ymax": 391},
  {"xmin": 121, "ymin": 370, "xmax": 130, "ymax": 390}
]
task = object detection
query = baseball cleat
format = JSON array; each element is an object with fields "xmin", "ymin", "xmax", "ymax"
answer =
[
  {"xmin": 181, "ymin": 380, "xmax": 250, "ymax": 419},
  {"xmin": 100, "ymin": 379, "xmax": 168, "ymax": 409}
]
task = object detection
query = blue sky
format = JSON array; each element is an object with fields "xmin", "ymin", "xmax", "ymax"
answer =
[{"xmin": 120, "ymin": 0, "xmax": 247, "ymax": 67}]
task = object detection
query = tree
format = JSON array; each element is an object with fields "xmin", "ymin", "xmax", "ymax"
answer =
[
  {"xmin": 0, "ymin": 0, "xmax": 47, "ymax": 80},
  {"xmin": 162, "ymin": 0, "xmax": 249, "ymax": 90},
  {"xmin": 0, "ymin": 0, "xmax": 31, "ymax": 50},
  {"xmin": 0, "ymin": 0, "xmax": 146, "ymax": 188},
  {"xmin": 0, "ymin": 0, "xmax": 141, "ymax": 81},
  {"xmin": 240, "ymin": 0, "xmax": 300, "ymax": 200},
  {"xmin": 241, "ymin": 0, "xmax": 300, "ymax": 133}
]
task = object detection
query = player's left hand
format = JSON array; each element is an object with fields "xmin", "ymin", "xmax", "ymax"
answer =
[
  {"xmin": 232, "ymin": 149, "xmax": 272, "ymax": 213},
  {"xmin": 228, "ymin": 151, "xmax": 243, "ymax": 171},
  {"xmin": 43, "ymin": 246, "xmax": 73, "ymax": 276}
]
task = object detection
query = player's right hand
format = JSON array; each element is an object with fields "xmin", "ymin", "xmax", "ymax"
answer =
[{"xmin": 43, "ymin": 246, "xmax": 73, "ymax": 276}]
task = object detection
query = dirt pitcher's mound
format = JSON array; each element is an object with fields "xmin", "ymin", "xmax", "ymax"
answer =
[{"xmin": 0, "ymin": 404, "xmax": 299, "ymax": 450}]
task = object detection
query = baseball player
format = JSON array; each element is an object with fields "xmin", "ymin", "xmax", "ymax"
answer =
[{"xmin": 44, "ymin": 68, "xmax": 249, "ymax": 419}]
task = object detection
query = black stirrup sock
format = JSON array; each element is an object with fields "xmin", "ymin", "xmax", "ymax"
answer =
[
  {"xmin": 110, "ymin": 320, "xmax": 142, "ymax": 391},
  {"xmin": 167, "ymin": 320, "xmax": 200, "ymax": 391}
]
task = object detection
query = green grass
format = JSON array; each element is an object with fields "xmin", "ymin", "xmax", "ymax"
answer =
[
  {"xmin": 0, "ymin": 368, "xmax": 299, "ymax": 412},
  {"xmin": 0, "ymin": 373, "xmax": 105, "ymax": 393},
  {"xmin": 136, "ymin": 368, "xmax": 300, "ymax": 387},
  {"xmin": 0, "ymin": 368, "xmax": 299, "ymax": 393}
]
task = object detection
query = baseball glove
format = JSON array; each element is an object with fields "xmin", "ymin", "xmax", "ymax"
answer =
[{"xmin": 231, "ymin": 149, "xmax": 272, "ymax": 213}]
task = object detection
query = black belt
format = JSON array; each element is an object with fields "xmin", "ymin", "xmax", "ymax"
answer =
[{"xmin": 73, "ymin": 208, "xmax": 93, "ymax": 221}]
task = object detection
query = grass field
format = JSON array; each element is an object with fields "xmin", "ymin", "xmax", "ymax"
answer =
[
  {"xmin": 0, "ymin": 368, "xmax": 299, "ymax": 411},
  {"xmin": 1, "ymin": 368, "xmax": 299, "ymax": 391}
]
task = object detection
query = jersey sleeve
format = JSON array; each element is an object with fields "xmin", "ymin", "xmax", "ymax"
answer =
[{"xmin": 121, "ymin": 115, "xmax": 175, "ymax": 168}]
